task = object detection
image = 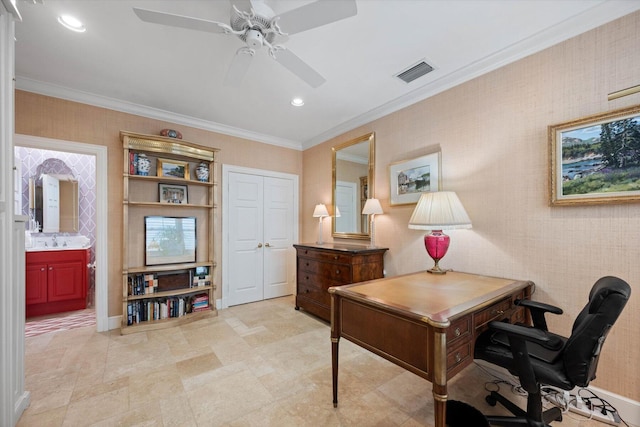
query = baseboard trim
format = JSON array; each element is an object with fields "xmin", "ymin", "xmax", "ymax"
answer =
[
  {"xmin": 590, "ymin": 385, "xmax": 640, "ymax": 427},
  {"xmin": 474, "ymin": 360, "xmax": 639, "ymax": 426},
  {"xmin": 108, "ymin": 315, "xmax": 122, "ymax": 331}
]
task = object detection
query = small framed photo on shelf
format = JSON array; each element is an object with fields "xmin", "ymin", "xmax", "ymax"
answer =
[
  {"xmin": 388, "ymin": 151, "xmax": 441, "ymax": 205},
  {"xmin": 159, "ymin": 183, "xmax": 188, "ymax": 204},
  {"xmin": 157, "ymin": 158, "xmax": 190, "ymax": 179}
]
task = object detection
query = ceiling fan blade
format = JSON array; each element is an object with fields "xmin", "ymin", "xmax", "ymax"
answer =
[
  {"xmin": 133, "ymin": 7, "xmax": 228, "ymax": 34},
  {"xmin": 274, "ymin": 49, "xmax": 326, "ymax": 88},
  {"xmin": 277, "ymin": 0, "xmax": 357, "ymax": 35},
  {"xmin": 230, "ymin": 0, "xmax": 257, "ymax": 13},
  {"xmin": 224, "ymin": 48, "xmax": 254, "ymax": 86}
]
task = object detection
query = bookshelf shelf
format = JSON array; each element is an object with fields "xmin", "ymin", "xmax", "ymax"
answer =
[{"xmin": 121, "ymin": 131, "xmax": 219, "ymax": 334}]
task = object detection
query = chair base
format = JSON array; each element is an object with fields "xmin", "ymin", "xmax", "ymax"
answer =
[{"xmin": 484, "ymin": 390, "xmax": 562, "ymax": 427}]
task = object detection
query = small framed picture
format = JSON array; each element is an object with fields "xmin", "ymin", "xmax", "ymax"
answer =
[
  {"xmin": 159, "ymin": 183, "xmax": 188, "ymax": 204},
  {"xmin": 157, "ymin": 158, "xmax": 190, "ymax": 180},
  {"xmin": 388, "ymin": 151, "xmax": 441, "ymax": 205}
]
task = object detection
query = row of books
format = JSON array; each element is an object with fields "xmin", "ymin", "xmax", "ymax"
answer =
[
  {"xmin": 128, "ymin": 273, "xmax": 158, "ymax": 296},
  {"xmin": 126, "ymin": 293, "xmax": 209, "ymax": 325}
]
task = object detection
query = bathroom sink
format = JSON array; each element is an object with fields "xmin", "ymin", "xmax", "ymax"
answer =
[{"xmin": 25, "ymin": 235, "xmax": 91, "ymax": 252}]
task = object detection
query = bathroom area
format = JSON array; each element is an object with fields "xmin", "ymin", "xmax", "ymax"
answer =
[{"xmin": 15, "ymin": 145, "xmax": 96, "ymax": 330}]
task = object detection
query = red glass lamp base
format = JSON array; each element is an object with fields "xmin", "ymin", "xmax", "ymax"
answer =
[{"xmin": 424, "ymin": 230, "xmax": 450, "ymax": 274}]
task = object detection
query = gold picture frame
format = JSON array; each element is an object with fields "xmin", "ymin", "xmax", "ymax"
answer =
[
  {"xmin": 549, "ymin": 104, "xmax": 640, "ymax": 206},
  {"xmin": 157, "ymin": 158, "xmax": 190, "ymax": 180}
]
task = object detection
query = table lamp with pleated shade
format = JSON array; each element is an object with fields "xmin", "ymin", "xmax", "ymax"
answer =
[{"xmin": 408, "ymin": 191, "xmax": 472, "ymax": 274}]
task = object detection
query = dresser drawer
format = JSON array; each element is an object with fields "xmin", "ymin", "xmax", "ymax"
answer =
[
  {"xmin": 297, "ymin": 248, "xmax": 353, "ymax": 265},
  {"xmin": 474, "ymin": 297, "xmax": 512, "ymax": 329},
  {"xmin": 297, "ymin": 281, "xmax": 330, "ymax": 306},
  {"xmin": 297, "ymin": 257, "xmax": 352, "ymax": 284}
]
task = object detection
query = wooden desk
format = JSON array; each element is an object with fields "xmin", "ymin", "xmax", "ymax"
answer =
[{"xmin": 329, "ymin": 271, "xmax": 533, "ymax": 427}]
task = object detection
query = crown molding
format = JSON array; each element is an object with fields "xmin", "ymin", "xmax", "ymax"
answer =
[{"xmin": 15, "ymin": 77, "xmax": 303, "ymax": 151}]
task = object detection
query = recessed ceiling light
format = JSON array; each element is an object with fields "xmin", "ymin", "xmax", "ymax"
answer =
[
  {"xmin": 291, "ymin": 97, "xmax": 304, "ymax": 107},
  {"xmin": 58, "ymin": 14, "xmax": 86, "ymax": 33}
]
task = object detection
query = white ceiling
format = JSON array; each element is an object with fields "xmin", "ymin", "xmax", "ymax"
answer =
[{"xmin": 13, "ymin": 0, "xmax": 640, "ymax": 150}]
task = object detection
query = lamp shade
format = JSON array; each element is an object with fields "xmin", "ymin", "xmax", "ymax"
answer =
[
  {"xmin": 362, "ymin": 198, "xmax": 383, "ymax": 215},
  {"xmin": 313, "ymin": 204, "xmax": 329, "ymax": 218},
  {"xmin": 408, "ymin": 191, "xmax": 472, "ymax": 230}
]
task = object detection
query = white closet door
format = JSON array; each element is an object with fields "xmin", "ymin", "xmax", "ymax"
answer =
[
  {"xmin": 263, "ymin": 176, "xmax": 294, "ymax": 299},
  {"xmin": 228, "ymin": 172, "xmax": 264, "ymax": 305},
  {"xmin": 227, "ymin": 171, "xmax": 295, "ymax": 306}
]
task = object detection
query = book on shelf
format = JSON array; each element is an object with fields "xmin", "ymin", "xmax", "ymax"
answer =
[{"xmin": 128, "ymin": 273, "xmax": 159, "ymax": 296}]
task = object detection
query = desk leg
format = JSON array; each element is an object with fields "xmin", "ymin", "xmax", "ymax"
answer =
[
  {"xmin": 331, "ymin": 292, "xmax": 340, "ymax": 408},
  {"xmin": 433, "ymin": 328, "xmax": 447, "ymax": 427},
  {"xmin": 331, "ymin": 336, "xmax": 340, "ymax": 407}
]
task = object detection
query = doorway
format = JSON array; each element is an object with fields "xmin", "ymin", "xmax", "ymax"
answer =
[
  {"xmin": 15, "ymin": 134, "xmax": 108, "ymax": 332},
  {"xmin": 222, "ymin": 165, "xmax": 298, "ymax": 308}
]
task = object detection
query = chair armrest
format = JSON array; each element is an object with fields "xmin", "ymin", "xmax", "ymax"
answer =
[
  {"xmin": 515, "ymin": 299, "xmax": 563, "ymax": 331},
  {"xmin": 488, "ymin": 321, "xmax": 552, "ymax": 347}
]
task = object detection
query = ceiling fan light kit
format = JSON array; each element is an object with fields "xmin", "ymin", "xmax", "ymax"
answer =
[{"xmin": 133, "ymin": 0, "xmax": 357, "ymax": 88}]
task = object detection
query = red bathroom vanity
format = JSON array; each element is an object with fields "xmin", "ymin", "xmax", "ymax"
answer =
[{"xmin": 25, "ymin": 248, "xmax": 90, "ymax": 318}]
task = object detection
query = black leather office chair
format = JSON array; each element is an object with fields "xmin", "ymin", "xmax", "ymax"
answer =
[{"xmin": 474, "ymin": 276, "xmax": 631, "ymax": 427}]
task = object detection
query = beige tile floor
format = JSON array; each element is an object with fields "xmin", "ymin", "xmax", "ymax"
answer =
[{"xmin": 19, "ymin": 296, "xmax": 609, "ymax": 426}]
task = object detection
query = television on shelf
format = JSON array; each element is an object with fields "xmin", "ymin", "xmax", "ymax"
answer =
[{"xmin": 144, "ymin": 216, "xmax": 196, "ymax": 266}]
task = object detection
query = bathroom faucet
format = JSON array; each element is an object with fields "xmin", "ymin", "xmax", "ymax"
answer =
[{"xmin": 52, "ymin": 235, "xmax": 58, "ymax": 247}]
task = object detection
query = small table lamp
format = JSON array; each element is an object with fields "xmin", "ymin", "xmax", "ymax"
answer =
[
  {"xmin": 313, "ymin": 204, "xmax": 329, "ymax": 244},
  {"xmin": 362, "ymin": 198, "xmax": 383, "ymax": 247},
  {"xmin": 408, "ymin": 191, "xmax": 472, "ymax": 274}
]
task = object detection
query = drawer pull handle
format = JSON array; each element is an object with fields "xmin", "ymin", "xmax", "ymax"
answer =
[
  {"xmin": 491, "ymin": 309, "xmax": 505, "ymax": 315},
  {"xmin": 454, "ymin": 327, "xmax": 461, "ymax": 337},
  {"xmin": 455, "ymin": 352, "xmax": 462, "ymax": 363},
  {"xmin": 306, "ymin": 262, "xmax": 309, "ymax": 266},
  {"xmin": 334, "ymin": 256, "xmax": 339, "ymax": 260},
  {"xmin": 49, "ymin": 267, "xmax": 53, "ymax": 271},
  {"xmin": 335, "ymin": 270, "xmax": 340, "ymax": 275},
  {"xmin": 41, "ymin": 267, "xmax": 45, "ymax": 271}
]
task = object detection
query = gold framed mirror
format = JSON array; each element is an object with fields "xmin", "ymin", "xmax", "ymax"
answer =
[{"xmin": 332, "ymin": 132, "xmax": 375, "ymax": 240}]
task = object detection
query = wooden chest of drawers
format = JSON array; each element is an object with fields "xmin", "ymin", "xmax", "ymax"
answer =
[{"xmin": 294, "ymin": 243, "xmax": 387, "ymax": 322}]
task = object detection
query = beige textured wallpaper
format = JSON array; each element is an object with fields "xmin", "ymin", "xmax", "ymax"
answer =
[{"xmin": 302, "ymin": 12, "xmax": 640, "ymax": 400}]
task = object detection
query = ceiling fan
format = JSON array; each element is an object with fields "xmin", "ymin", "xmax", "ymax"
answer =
[{"xmin": 133, "ymin": 0, "xmax": 357, "ymax": 88}]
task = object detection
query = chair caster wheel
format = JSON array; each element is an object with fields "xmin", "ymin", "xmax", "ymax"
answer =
[{"xmin": 486, "ymin": 394, "xmax": 497, "ymax": 406}]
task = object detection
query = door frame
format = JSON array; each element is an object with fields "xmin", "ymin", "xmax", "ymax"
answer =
[
  {"xmin": 15, "ymin": 134, "xmax": 109, "ymax": 332},
  {"xmin": 222, "ymin": 164, "xmax": 298, "ymax": 309}
]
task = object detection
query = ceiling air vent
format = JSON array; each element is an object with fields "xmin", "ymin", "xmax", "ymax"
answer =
[{"xmin": 395, "ymin": 61, "xmax": 434, "ymax": 83}]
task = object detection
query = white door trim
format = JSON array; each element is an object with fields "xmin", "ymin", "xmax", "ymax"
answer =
[
  {"xmin": 222, "ymin": 164, "xmax": 298, "ymax": 309},
  {"xmin": 15, "ymin": 134, "xmax": 109, "ymax": 332}
]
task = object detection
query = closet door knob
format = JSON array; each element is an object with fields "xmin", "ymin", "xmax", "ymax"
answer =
[
  {"xmin": 265, "ymin": 243, "xmax": 271, "ymax": 247},
  {"xmin": 257, "ymin": 243, "xmax": 263, "ymax": 248}
]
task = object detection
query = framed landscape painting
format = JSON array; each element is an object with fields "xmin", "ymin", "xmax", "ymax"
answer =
[
  {"xmin": 388, "ymin": 151, "xmax": 441, "ymax": 205},
  {"xmin": 549, "ymin": 105, "xmax": 640, "ymax": 205}
]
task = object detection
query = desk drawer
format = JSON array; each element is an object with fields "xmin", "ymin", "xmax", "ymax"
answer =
[
  {"xmin": 447, "ymin": 338, "xmax": 471, "ymax": 372},
  {"xmin": 297, "ymin": 258, "xmax": 352, "ymax": 283},
  {"xmin": 474, "ymin": 298, "xmax": 512, "ymax": 329},
  {"xmin": 447, "ymin": 315, "xmax": 471, "ymax": 342}
]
